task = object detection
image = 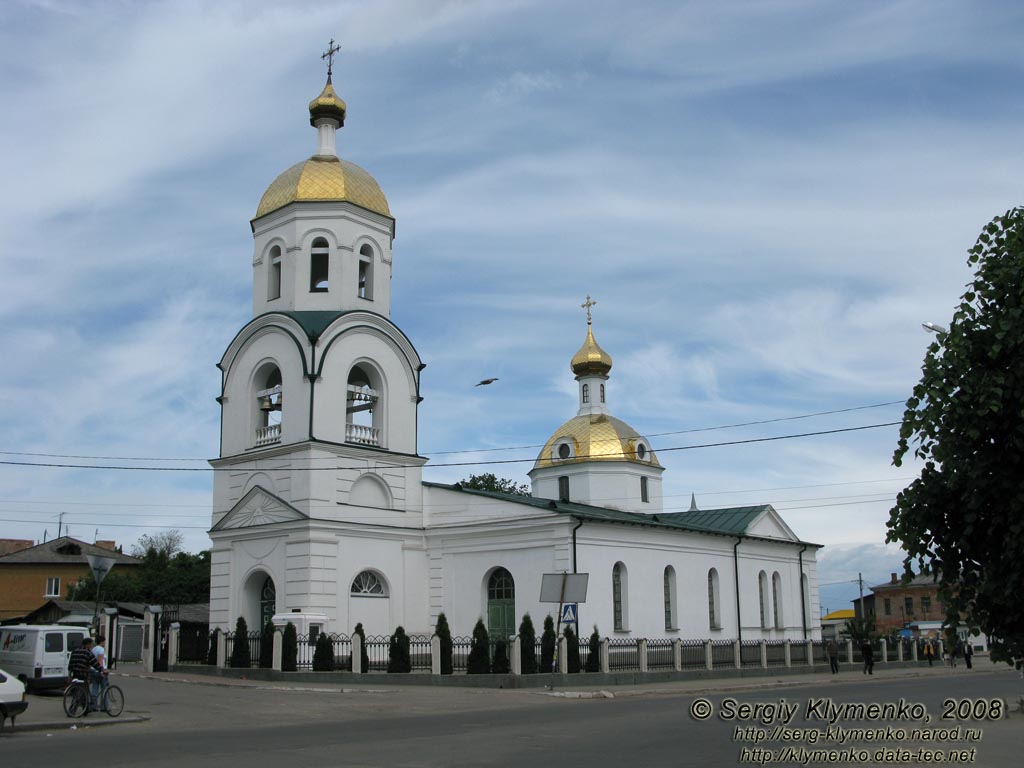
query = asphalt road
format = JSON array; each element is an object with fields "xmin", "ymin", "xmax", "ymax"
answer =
[{"xmin": 2, "ymin": 666, "xmax": 1021, "ymax": 767}]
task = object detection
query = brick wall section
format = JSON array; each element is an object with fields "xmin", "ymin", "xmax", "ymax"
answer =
[
  {"xmin": 854, "ymin": 574, "xmax": 946, "ymax": 635},
  {"xmin": 0, "ymin": 563, "xmax": 94, "ymax": 619}
]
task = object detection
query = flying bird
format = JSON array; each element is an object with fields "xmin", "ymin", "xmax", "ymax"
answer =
[{"xmin": 475, "ymin": 378, "xmax": 499, "ymax": 387}]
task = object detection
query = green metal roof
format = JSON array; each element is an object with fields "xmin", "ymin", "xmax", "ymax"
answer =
[
  {"xmin": 279, "ymin": 310, "xmax": 350, "ymax": 343},
  {"xmin": 423, "ymin": 483, "xmax": 821, "ymax": 547}
]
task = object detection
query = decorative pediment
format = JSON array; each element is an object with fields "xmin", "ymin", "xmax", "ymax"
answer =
[
  {"xmin": 746, "ymin": 505, "xmax": 799, "ymax": 542},
  {"xmin": 213, "ymin": 486, "xmax": 307, "ymax": 530}
]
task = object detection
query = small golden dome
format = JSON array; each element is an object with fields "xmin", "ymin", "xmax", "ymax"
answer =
[
  {"xmin": 254, "ymin": 156, "xmax": 391, "ymax": 221},
  {"xmin": 571, "ymin": 325, "xmax": 613, "ymax": 377},
  {"xmin": 534, "ymin": 414, "xmax": 660, "ymax": 470},
  {"xmin": 308, "ymin": 79, "xmax": 346, "ymax": 126}
]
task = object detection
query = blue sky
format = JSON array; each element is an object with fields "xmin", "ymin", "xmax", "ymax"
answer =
[{"xmin": 1, "ymin": 0, "xmax": 1021, "ymax": 614}]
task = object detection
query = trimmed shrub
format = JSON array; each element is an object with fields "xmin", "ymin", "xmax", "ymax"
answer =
[
  {"xmin": 519, "ymin": 613, "xmax": 538, "ymax": 674},
  {"xmin": 282, "ymin": 622, "xmax": 298, "ymax": 672},
  {"xmin": 436, "ymin": 613, "xmax": 454, "ymax": 675},
  {"xmin": 564, "ymin": 625, "xmax": 581, "ymax": 673},
  {"xmin": 207, "ymin": 629, "xmax": 218, "ymax": 666},
  {"xmin": 492, "ymin": 639, "xmax": 511, "ymax": 674},
  {"xmin": 541, "ymin": 615, "xmax": 556, "ymax": 673},
  {"xmin": 230, "ymin": 617, "xmax": 251, "ymax": 668},
  {"xmin": 388, "ymin": 626, "xmax": 411, "ymax": 673},
  {"xmin": 351, "ymin": 623, "xmax": 369, "ymax": 673},
  {"xmin": 313, "ymin": 632, "xmax": 334, "ymax": 671},
  {"xmin": 258, "ymin": 620, "xmax": 274, "ymax": 669},
  {"xmin": 585, "ymin": 626, "xmax": 601, "ymax": 672},
  {"xmin": 467, "ymin": 619, "xmax": 491, "ymax": 674}
]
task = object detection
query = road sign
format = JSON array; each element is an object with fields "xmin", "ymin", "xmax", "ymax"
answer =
[
  {"xmin": 539, "ymin": 573, "xmax": 589, "ymax": 603},
  {"xmin": 86, "ymin": 554, "xmax": 117, "ymax": 587},
  {"xmin": 560, "ymin": 603, "xmax": 578, "ymax": 624}
]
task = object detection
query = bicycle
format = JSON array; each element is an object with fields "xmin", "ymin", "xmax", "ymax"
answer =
[{"xmin": 62, "ymin": 677, "xmax": 124, "ymax": 718}]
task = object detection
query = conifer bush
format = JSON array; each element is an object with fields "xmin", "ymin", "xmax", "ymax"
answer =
[
  {"xmin": 435, "ymin": 613, "xmax": 454, "ymax": 675},
  {"xmin": 230, "ymin": 616, "xmax": 251, "ymax": 668},
  {"xmin": 585, "ymin": 626, "xmax": 601, "ymax": 672},
  {"xmin": 258, "ymin": 620, "xmax": 274, "ymax": 669},
  {"xmin": 467, "ymin": 619, "xmax": 491, "ymax": 674},
  {"xmin": 492, "ymin": 639, "xmax": 511, "ymax": 674},
  {"xmin": 313, "ymin": 632, "xmax": 334, "ymax": 671},
  {"xmin": 387, "ymin": 626, "xmax": 412, "ymax": 673},
  {"xmin": 564, "ymin": 625, "xmax": 581, "ymax": 673},
  {"xmin": 282, "ymin": 621, "xmax": 298, "ymax": 672},
  {"xmin": 541, "ymin": 615, "xmax": 556, "ymax": 673},
  {"xmin": 351, "ymin": 622, "xmax": 369, "ymax": 673},
  {"xmin": 518, "ymin": 613, "xmax": 538, "ymax": 674}
]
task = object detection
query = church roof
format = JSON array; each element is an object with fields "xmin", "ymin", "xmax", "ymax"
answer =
[
  {"xmin": 534, "ymin": 413, "xmax": 661, "ymax": 469},
  {"xmin": 571, "ymin": 324, "xmax": 613, "ymax": 377},
  {"xmin": 426, "ymin": 483, "xmax": 821, "ymax": 546},
  {"xmin": 254, "ymin": 155, "xmax": 391, "ymax": 222},
  {"xmin": 0, "ymin": 536, "xmax": 141, "ymax": 566}
]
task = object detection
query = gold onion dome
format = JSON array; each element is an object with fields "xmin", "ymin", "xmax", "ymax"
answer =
[
  {"xmin": 534, "ymin": 414, "xmax": 661, "ymax": 469},
  {"xmin": 571, "ymin": 325, "xmax": 613, "ymax": 377},
  {"xmin": 254, "ymin": 157, "xmax": 391, "ymax": 220},
  {"xmin": 308, "ymin": 78, "xmax": 346, "ymax": 126}
]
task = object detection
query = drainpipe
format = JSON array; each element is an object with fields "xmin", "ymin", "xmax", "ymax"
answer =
[
  {"xmin": 571, "ymin": 518, "xmax": 583, "ymax": 573},
  {"xmin": 733, "ymin": 537, "xmax": 742, "ymax": 643},
  {"xmin": 798, "ymin": 544, "xmax": 808, "ymax": 639}
]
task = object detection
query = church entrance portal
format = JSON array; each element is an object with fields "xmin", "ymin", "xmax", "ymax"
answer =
[{"xmin": 487, "ymin": 568, "xmax": 515, "ymax": 643}]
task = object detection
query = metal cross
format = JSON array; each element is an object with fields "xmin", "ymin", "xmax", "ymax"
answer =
[
  {"xmin": 581, "ymin": 294, "xmax": 597, "ymax": 324},
  {"xmin": 322, "ymin": 38, "xmax": 341, "ymax": 79}
]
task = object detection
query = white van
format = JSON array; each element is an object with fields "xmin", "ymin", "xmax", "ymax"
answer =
[{"xmin": 0, "ymin": 625, "xmax": 87, "ymax": 691}]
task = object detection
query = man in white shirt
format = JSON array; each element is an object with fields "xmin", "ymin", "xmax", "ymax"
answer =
[{"xmin": 91, "ymin": 634, "xmax": 109, "ymax": 711}]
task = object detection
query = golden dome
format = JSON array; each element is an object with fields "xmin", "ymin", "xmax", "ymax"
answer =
[
  {"xmin": 308, "ymin": 79, "xmax": 346, "ymax": 126},
  {"xmin": 254, "ymin": 156, "xmax": 391, "ymax": 221},
  {"xmin": 534, "ymin": 414, "xmax": 660, "ymax": 470},
  {"xmin": 571, "ymin": 325, "xmax": 613, "ymax": 377}
]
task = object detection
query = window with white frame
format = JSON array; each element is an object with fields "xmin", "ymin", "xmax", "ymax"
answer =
[
  {"xmin": 640, "ymin": 476, "xmax": 649, "ymax": 503},
  {"xmin": 350, "ymin": 570, "xmax": 387, "ymax": 596},
  {"xmin": 663, "ymin": 566, "xmax": 677, "ymax": 630},
  {"xmin": 267, "ymin": 245, "xmax": 282, "ymax": 300},
  {"xmin": 758, "ymin": 571, "xmax": 770, "ymax": 629},
  {"xmin": 612, "ymin": 562, "xmax": 628, "ymax": 631},
  {"xmin": 708, "ymin": 568, "xmax": 721, "ymax": 629},
  {"xmin": 358, "ymin": 244, "xmax": 374, "ymax": 300},
  {"xmin": 45, "ymin": 577, "xmax": 60, "ymax": 597},
  {"xmin": 772, "ymin": 572, "xmax": 783, "ymax": 628},
  {"xmin": 310, "ymin": 237, "xmax": 329, "ymax": 292}
]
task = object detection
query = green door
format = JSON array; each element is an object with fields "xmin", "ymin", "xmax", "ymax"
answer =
[
  {"xmin": 487, "ymin": 568, "xmax": 516, "ymax": 642},
  {"xmin": 260, "ymin": 577, "xmax": 276, "ymax": 629}
]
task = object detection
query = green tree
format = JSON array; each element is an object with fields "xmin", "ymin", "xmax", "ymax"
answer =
[
  {"xmin": 351, "ymin": 622, "xmax": 369, "ymax": 673},
  {"xmin": 842, "ymin": 616, "xmax": 876, "ymax": 647},
  {"xmin": 229, "ymin": 616, "xmax": 251, "ymax": 668},
  {"xmin": 459, "ymin": 473, "xmax": 531, "ymax": 496},
  {"xmin": 387, "ymin": 626, "xmax": 411, "ymax": 673},
  {"xmin": 435, "ymin": 613, "xmax": 454, "ymax": 675},
  {"xmin": 282, "ymin": 622, "xmax": 298, "ymax": 672},
  {"xmin": 130, "ymin": 530, "xmax": 184, "ymax": 558},
  {"xmin": 540, "ymin": 615, "xmax": 556, "ymax": 673},
  {"xmin": 206, "ymin": 628, "xmax": 219, "ymax": 666},
  {"xmin": 585, "ymin": 626, "xmax": 601, "ymax": 672},
  {"xmin": 887, "ymin": 207, "xmax": 1024, "ymax": 665},
  {"xmin": 258, "ymin": 620, "xmax": 274, "ymax": 669},
  {"xmin": 70, "ymin": 547, "xmax": 211, "ymax": 605},
  {"xmin": 467, "ymin": 619, "xmax": 491, "ymax": 674},
  {"xmin": 313, "ymin": 632, "xmax": 334, "ymax": 671},
  {"xmin": 564, "ymin": 625, "xmax": 581, "ymax": 673},
  {"xmin": 518, "ymin": 614, "xmax": 538, "ymax": 674},
  {"xmin": 492, "ymin": 639, "xmax": 511, "ymax": 674}
]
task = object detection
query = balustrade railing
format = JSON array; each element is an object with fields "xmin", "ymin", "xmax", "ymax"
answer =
[
  {"xmin": 345, "ymin": 422, "xmax": 380, "ymax": 446},
  {"xmin": 255, "ymin": 423, "xmax": 281, "ymax": 446}
]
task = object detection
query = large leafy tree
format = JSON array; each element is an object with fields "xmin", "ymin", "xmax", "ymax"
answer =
[
  {"xmin": 887, "ymin": 207, "xmax": 1024, "ymax": 664},
  {"xmin": 459, "ymin": 473, "xmax": 531, "ymax": 496}
]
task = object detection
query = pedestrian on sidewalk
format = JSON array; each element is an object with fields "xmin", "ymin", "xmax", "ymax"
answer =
[
  {"xmin": 923, "ymin": 639, "xmax": 935, "ymax": 666},
  {"xmin": 861, "ymin": 640, "xmax": 874, "ymax": 675},
  {"xmin": 963, "ymin": 641, "xmax": 973, "ymax": 669},
  {"xmin": 949, "ymin": 639, "xmax": 960, "ymax": 668},
  {"xmin": 826, "ymin": 639, "xmax": 839, "ymax": 674}
]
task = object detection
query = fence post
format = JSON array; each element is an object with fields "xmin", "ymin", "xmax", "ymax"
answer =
[
  {"xmin": 845, "ymin": 639, "xmax": 854, "ymax": 665},
  {"xmin": 672, "ymin": 639, "xmax": 682, "ymax": 671},
  {"xmin": 511, "ymin": 635, "xmax": 522, "ymax": 676},
  {"xmin": 936, "ymin": 639, "xmax": 944, "ymax": 660},
  {"xmin": 142, "ymin": 607, "xmax": 156, "ymax": 673},
  {"xmin": 911, "ymin": 640, "xmax": 918, "ymax": 662},
  {"xmin": 600, "ymin": 638, "xmax": 610, "ymax": 673},
  {"xmin": 167, "ymin": 624, "xmax": 179, "ymax": 667},
  {"xmin": 219, "ymin": 631, "xmax": 229, "ymax": 669},
  {"xmin": 558, "ymin": 636, "xmax": 569, "ymax": 674},
  {"xmin": 760, "ymin": 640, "xmax": 768, "ymax": 669},
  {"xmin": 898, "ymin": 640, "xmax": 905, "ymax": 662},
  {"xmin": 733, "ymin": 639, "xmax": 741, "ymax": 669},
  {"xmin": 430, "ymin": 635, "xmax": 441, "ymax": 675},
  {"xmin": 272, "ymin": 629, "xmax": 283, "ymax": 671},
  {"xmin": 351, "ymin": 632, "xmax": 363, "ymax": 674},
  {"xmin": 705, "ymin": 640, "xmax": 713, "ymax": 670},
  {"xmin": 806, "ymin": 639, "xmax": 814, "ymax": 667},
  {"xmin": 638, "ymin": 639, "xmax": 648, "ymax": 673},
  {"xmin": 784, "ymin": 640, "xmax": 792, "ymax": 668},
  {"xmin": 880, "ymin": 639, "xmax": 888, "ymax": 663}
]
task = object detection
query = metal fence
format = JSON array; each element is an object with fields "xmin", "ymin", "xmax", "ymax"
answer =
[
  {"xmin": 790, "ymin": 640, "xmax": 807, "ymax": 665},
  {"xmin": 223, "ymin": 631, "xmax": 263, "ymax": 668},
  {"xmin": 646, "ymin": 639, "xmax": 675, "ymax": 671},
  {"xmin": 766, "ymin": 641, "xmax": 787, "ymax": 667},
  {"xmin": 607, "ymin": 638, "xmax": 641, "ymax": 671},
  {"xmin": 711, "ymin": 639, "xmax": 735, "ymax": 669},
  {"xmin": 680, "ymin": 639, "xmax": 706, "ymax": 670},
  {"xmin": 740, "ymin": 641, "xmax": 762, "ymax": 668},
  {"xmin": 409, "ymin": 634, "xmax": 432, "ymax": 672},
  {"xmin": 813, "ymin": 640, "xmax": 829, "ymax": 664},
  {"xmin": 176, "ymin": 625, "xmax": 211, "ymax": 664}
]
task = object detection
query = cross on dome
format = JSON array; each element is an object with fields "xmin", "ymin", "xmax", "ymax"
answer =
[
  {"xmin": 321, "ymin": 38, "xmax": 341, "ymax": 80},
  {"xmin": 581, "ymin": 294, "xmax": 597, "ymax": 325}
]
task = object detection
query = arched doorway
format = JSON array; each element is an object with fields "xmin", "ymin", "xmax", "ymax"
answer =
[
  {"xmin": 260, "ymin": 576, "xmax": 276, "ymax": 628},
  {"xmin": 486, "ymin": 567, "xmax": 515, "ymax": 642}
]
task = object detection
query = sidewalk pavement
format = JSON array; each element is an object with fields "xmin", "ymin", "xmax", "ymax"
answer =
[{"xmin": 8, "ymin": 662, "xmax": 998, "ymax": 734}]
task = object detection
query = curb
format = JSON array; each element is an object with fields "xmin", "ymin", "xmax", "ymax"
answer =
[{"xmin": 6, "ymin": 714, "xmax": 150, "ymax": 734}]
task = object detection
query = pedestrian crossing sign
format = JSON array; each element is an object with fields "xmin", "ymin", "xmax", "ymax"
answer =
[{"xmin": 560, "ymin": 603, "xmax": 578, "ymax": 624}]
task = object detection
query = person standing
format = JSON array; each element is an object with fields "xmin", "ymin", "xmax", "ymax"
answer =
[
  {"xmin": 67, "ymin": 637, "xmax": 102, "ymax": 713},
  {"xmin": 91, "ymin": 634, "xmax": 110, "ymax": 711},
  {"xmin": 949, "ymin": 639, "xmax": 959, "ymax": 668},
  {"xmin": 963, "ymin": 641, "xmax": 974, "ymax": 670},
  {"xmin": 826, "ymin": 639, "xmax": 839, "ymax": 674},
  {"xmin": 861, "ymin": 640, "xmax": 874, "ymax": 675},
  {"xmin": 923, "ymin": 639, "xmax": 935, "ymax": 666}
]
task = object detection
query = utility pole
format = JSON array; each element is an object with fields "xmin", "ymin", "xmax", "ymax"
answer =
[
  {"xmin": 57, "ymin": 512, "xmax": 64, "ymax": 538},
  {"xmin": 857, "ymin": 573, "xmax": 864, "ymax": 619}
]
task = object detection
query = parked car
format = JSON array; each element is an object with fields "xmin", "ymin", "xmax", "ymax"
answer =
[
  {"xmin": 0, "ymin": 667, "xmax": 29, "ymax": 731},
  {"xmin": 0, "ymin": 625, "xmax": 86, "ymax": 691}
]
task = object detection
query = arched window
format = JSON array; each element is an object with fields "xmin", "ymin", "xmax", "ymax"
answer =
[
  {"xmin": 708, "ymin": 568, "xmax": 721, "ymax": 630},
  {"xmin": 600, "ymin": 384, "xmax": 605, "ymax": 403},
  {"xmin": 613, "ymin": 562, "xmax": 628, "ymax": 631},
  {"xmin": 346, "ymin": 363, "xmax": 383, "ymax": 447},
  {"xmin": 772, "ymin": 572, "xmax": 783, "ymax": 629},
  {"xmin": 351, "ymin": 570, "xmax": 388, "ymax": 596},
  {"xmin": 663, "ymin": 566, "xmax": 677, "ymax": 631},
  {"xmin": 358, "ymin": 244, "xmax": 374, "ymax": 300},
  {"xmin": 487, "ymin": 567, "xmax": 515, "ymax": 641},
  {"xmin": 558, "ymin": 475, "xmax": 569, "ymax": 502},
  {"xmin": 640, "ymin": 476, "xmax": 649, "ymax": 503},
  {"xmin": 582, "ymin": 383, "xmax": 590, "ymax": 403},
  {"xmin": 310, "ymin": 237, "xmax": 329, "ymax": 292},
  {"xmin": 267, "ymin": 245, "xmax": 282, "ymax": 300},
  {"xmin": 759, "ymin": 571, "xmax": 770, "ymax": 629},
  {"xmin": 254, "ymin": 365, "xmax": 283, "ymax": 446}
]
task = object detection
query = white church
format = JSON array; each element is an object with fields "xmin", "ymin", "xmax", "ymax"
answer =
[{"xmin": 207, "ymin": 66, "xmax": 822, "ymax": 645}]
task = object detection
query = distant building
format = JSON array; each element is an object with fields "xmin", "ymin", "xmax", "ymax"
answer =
[
  {"xmin": 820, "ymin": 608, "xmax": 855, "ymax": 640},
  {"xmin": 852, "ymin": 572, "xmax": 945, "ymax": 636},
  {"xmin": 0, "ymin": 537, "xmax": 140, "ymax": 621}
]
